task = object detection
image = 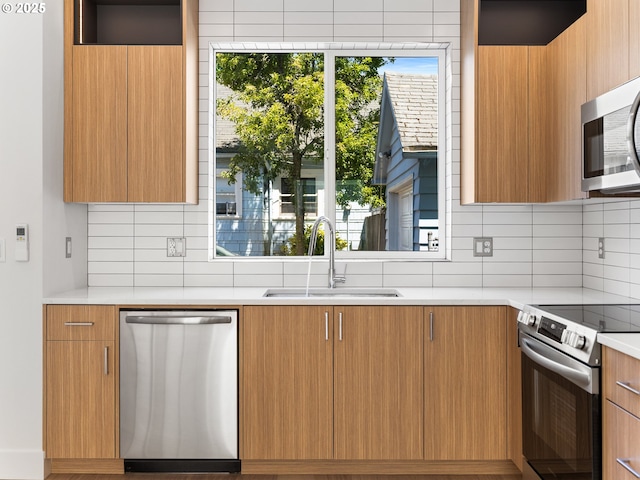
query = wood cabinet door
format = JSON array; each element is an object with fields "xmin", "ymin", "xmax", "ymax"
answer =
[
  {"xmin": 241, "ymin": 306, "xmax": 333, "ymax": 460},
  {"xmin": 476, "ymin": 46, "xmax": 529, "ymax": 203},
  {"xmin": 603, "ymin": 400, "xmax": 640, "ymax": 480},
  {"xmin": 333, "ymin": 306, "xmax": 423, "ymax": 460},
  {"xmin": 71, "ymin": 46, "xmax": 127, "ymax": 202},
  {"xmin": 127, "ymin": 46, "xmax": 184, "ymax": 202},
  {"xmin": 45, "ymin": 340, "xmax": 116, "ymax": 459},
  {"xmin": 586, "ymin": 0, "xmax": 629, "ymax": 100},
  {"xmin": 424, "ymin": 306, "xmax": 507, "ymax": 460},
  {"xmin": 630, "ymin": 0, "xmax": 640, "ymax": 80}
]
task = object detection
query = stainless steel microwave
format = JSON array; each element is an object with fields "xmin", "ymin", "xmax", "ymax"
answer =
[{"xmin": 582, "ymin": 76, "xmax": 640, "ymax": 193}]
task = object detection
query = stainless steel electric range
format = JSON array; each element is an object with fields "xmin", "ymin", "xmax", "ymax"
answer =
[{"xmin": 516, "ymin": 303, "xmax": 640, "ymax": 480}]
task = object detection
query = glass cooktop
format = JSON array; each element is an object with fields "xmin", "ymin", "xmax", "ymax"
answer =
[{"xmin": 533, "ymin": 304, "xmax": 640, "ymax": 333}]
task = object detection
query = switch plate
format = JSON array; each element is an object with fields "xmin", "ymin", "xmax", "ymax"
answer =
[
  {"xmin": 65, "ymin": 237, "xmax": 72, "ymax": 258},
  {"xmin": 167, "ymin": 237, "xmax": 186, "ymax": 257},
  {"xmin": 473, "ymin": 237, "xmax": 493, "ymax": 257},
  {"xmin": 0, "ymin": 238, "xmax": 5, "ymax": 262}
]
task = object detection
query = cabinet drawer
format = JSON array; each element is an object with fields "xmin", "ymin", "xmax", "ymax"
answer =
[
  {"xmin": 46, "ymin": 305, "xmax": 116, "ymax": 341},
  {"xmin": 604, "ymin": 400, "xmax": 640, "ymax": 480},
  {"xmin": 604, "ymin": 347, "xmax": 640, "ymax": 418}
]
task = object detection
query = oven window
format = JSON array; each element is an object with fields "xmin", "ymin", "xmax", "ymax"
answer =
[{"xmin": 522, "ymin": 353, "xmax": 600, "ymax": 479}]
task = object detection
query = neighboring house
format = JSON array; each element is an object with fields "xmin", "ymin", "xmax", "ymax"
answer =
[{"xmin": 373, "ymin": 72, "xmax": 439, "ymax": 251}]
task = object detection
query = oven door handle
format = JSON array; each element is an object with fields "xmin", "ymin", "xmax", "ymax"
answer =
[{"xmin": 520, "ymin": 334, "xmax": 597, "ymax": 393}]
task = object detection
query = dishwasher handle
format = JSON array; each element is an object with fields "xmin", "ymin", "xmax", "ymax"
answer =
[{"xmin": 125, "ymin": 315, "xmax": 233, "ymax": 325}]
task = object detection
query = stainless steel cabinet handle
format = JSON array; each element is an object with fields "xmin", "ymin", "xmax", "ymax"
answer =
[
  {"xmin": 617, "ymin": 458, "xmax": 640, "ymax": 478},
  {"xmin": 429, "ymin": 312, "xmax": 434, "ymax": 342},
  {"xmin": 325, "ymin": 311, "xmax": 329, "ymax": 341},
  {"xmin": 104, "ymin": 346, "xmax": 108, "ymax": 376},
  {"xmin": 339, "ymin": 312, "xmax": 343, "ymax": 341},
  {"xmin": 64, "ymin": 322, "xmax": 94, "ymax": 326},
  {"xmin": 616, "ymin": 380, "xmax": 640, "ymax": 396}
]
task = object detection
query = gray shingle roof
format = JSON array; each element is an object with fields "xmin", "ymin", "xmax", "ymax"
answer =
[{"xmin": 383, "ymin": 72, "xmax": 438, "ymax": 150}]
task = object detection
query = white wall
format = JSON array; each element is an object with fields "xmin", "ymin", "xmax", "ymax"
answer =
[
  {"xmin": 0, "ymin": 1, "xmax": 87, "ymax": 478},
  {"xmin": 86, "ymin": 0, "xmax": 585, "ymax": 290}
]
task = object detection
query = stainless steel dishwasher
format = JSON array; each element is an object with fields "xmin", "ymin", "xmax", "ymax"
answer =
[{"xmin": 119, "ymin": 310, "xmax": 239, "ymax": 473}]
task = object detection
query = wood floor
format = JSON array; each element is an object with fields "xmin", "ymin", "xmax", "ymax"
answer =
[{"xmin": 49, "ymin": 475, "xmax": 523, "ymax": 480}]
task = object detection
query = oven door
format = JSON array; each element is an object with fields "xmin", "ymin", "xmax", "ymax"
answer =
[{"xmin": 520, "ymin": 332, "xmax": 601, "ymax": 480}]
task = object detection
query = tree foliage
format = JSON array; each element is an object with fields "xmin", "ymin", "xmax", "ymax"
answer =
[{"xmin": 215, "ymin": 52, "xmax": 389, "ymax": 255}]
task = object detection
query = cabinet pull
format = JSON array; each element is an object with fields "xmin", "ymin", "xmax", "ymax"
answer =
[
  {"xmin": 429, "ymin": 312, "xmax": 434, "ymax": 342},
  {"xmin": 617, "ymin": 458, "xmax": 640, "ymax": 478},
  {"xmin": 616, "ymin": 380, "xmax": 640, "ymax": 396},
  {"xmin": 325, "ymin": 311, "xmax": 329, "ymax": 341},
  {"xmin": 339, "ymin": 312, "xmax": 343, "ymax": 341},
  {"xmin": 104, "ymin": 346, "xmax": 109, "ymax": 376},
  {"xmin": 64, "ymin": 322, "xmax": 94, "ymax": 326}
]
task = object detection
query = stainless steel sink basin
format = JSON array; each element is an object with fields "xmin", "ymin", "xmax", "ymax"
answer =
[{"xmin": 263, "ymin": 287, "xmax": 402, "ymax": 298}]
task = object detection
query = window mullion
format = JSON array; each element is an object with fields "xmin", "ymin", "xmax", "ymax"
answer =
[{"xmin": 324, "ymin": 51, "xmax": 336, "ymax": 227}]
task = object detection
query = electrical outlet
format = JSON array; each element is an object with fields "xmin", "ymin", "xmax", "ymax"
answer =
[
  {"xmin": 473, "ymin": 237, "xmax": 493, "ymax": 257},
  {"xmin": 598, "ymin": 237, "xmax": 605, "ymax": 259},
  {"xmin": 167, "ymin": 237, "xmax": 186, "ymax": 257}
]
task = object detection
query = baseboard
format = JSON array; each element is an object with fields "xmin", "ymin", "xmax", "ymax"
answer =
[
  {"xmin": 50, "ymin": 458, "xmax": 124, "ymax": 474},
  {"xmin": 241, "ymin": 459, "xmax": 521, "ymax": 475},
  {"xmin": 0, "ymin": 449, "xmax": 46, "ymax": 480}
]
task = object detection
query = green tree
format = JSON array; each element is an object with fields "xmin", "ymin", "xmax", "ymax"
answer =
[{"xmin": 216, "ymin": 52, "xmax": 388, "ymax": 255}]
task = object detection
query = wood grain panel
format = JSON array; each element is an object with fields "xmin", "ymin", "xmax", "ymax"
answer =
[
  {"xmin": 506, "ymin": 308, "xmax": 523, "ymax": 472},
  {"xmin": 476, "ymin": 46, "xmax": 529, "ymax": 203},
  {"xmin": 333, "ymin": 306, "xmax": 423, "ymax": 460},
  {"xmin": 71, "ymin": 46, "xmax": 127, "ymax": 202},
  {"xmin": 604, "ymin": 346, "xmax": 640, "ymax": 419},
  {"xmin": 46, "ymin": 340, "xmax": 116, "ymax": 459},
  {"xmin": 527, "ymin": 46, "xmax": 550, "ymax": 203},
  {"xmin": 424, "ymin": 306, "xmax": 507, "ymax": 460},
  {"xmin": 63, "ymin": 0, "xmax": 74, "ymax": 202},
  {"xmin": 546, "ymin": 17, "xmax": 587, "ymax": 202},
  {"xmin": 241, "ymin": 306, "xmax": 333, "ymax": 460},
  {"xmin": 50, "ymin": 459, "xmax": 123, "ymax": 474},
  {"xmin": 631, "ymin": 0, "xmax": 640, "ymax": 81},
  {"xmin": 460, "ymin": 0, "xmax": 478, "ymax": 205},
  {"xmin": 46, "ymin": 305, "xmax": 116, "ymax": 341},
  {"xmin": 586, "ymin": 0, "xmax": 629, "ymax": 100},
  {"xmin": 127, "ymin": 46, "xmax": 184, "ymax": 202},
  {"xmin": 603, "ymin": 400, "xmax": 640, "ymax": 480},
  {"xmin": 183, "ymin": 0, "xmax": 199, "ymax": 204}
]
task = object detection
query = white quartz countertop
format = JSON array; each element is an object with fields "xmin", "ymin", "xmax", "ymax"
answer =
[
  {"xmin": 43, "ymin": 286, "xmax": 633, "ymax": 309},
  {"xmin": 598, "ymin": 333, "xmax": 640, "ymax": 361}
]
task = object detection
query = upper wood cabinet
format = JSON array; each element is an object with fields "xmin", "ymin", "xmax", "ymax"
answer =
[
  {"xmin": 586, "ymin": 0, "xmax": 630, "ymax": 100},
  {"xmin": 63, "ymin": 0, "xmax": 198, "ymax": 203},
  {"xmin": 424, "ymin": 306, "xmax": 507, "ymax": 460}
]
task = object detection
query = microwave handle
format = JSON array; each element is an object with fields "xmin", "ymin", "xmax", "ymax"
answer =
[{"xmin": 627, "ymin": 88, "xmax": 640, "ymax": 175}]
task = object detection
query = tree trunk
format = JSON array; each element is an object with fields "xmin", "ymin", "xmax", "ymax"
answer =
[{"xmin": 292, "ymin": 153, "xmax": 305, "ymax": 256}]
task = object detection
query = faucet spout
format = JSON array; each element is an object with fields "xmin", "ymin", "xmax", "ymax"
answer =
[{"xmin": 308, "ymin": 216, "xmax": 346, "ymax": 288}]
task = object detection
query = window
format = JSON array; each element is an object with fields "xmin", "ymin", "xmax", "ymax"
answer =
[
  {"xmin": 280, "ymin": 177, "xmax": 318, "ymax": 217},
  {"xmin": 216, "ymin": 170, "xmax": 242, "ymax": 218},
  {"xmin": 209, "ymin": 43, "xmax": 448, "ymax": 260}
]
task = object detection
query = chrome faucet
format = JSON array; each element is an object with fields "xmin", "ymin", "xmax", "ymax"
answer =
[{"xmin": 308, "ymin": 216, "xmax": 346, "ymax": 288}]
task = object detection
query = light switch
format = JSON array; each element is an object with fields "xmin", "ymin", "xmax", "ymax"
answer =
[{"xmin": 0, "ymin": 238, "xmax": 5, "ymax": 262}]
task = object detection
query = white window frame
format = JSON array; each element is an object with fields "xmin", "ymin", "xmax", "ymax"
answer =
[{"xmin": 208, "ymin": 42, "xmax": 449, "ymax": 261}]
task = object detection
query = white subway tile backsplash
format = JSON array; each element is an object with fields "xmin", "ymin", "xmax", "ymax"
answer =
[{"xmin": 83, "ymin": 0, "xmax": 637, "ymax": 292}]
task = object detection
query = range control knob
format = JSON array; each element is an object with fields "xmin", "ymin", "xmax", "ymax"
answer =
[
  {"xmin": 561, "ymin": 329, "xmax": 586, "ymax": 349},
  {"xmin": 517, "ymin": 311, "xmax": 536, "ymax": 326}
]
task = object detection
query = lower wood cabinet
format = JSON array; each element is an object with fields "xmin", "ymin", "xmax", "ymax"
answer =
[
  {"xmin": 242, "ymin": 305, "xmax": 423, "ymax": 461},
  {"xmin": 424, "ymin": 306, "xmax": 508, "ymax": 460},
  {"xmin": 44, "ymin": 305, "xmax": 119, "ymax": 467},
  {"xmin": 241, "ymin": 304, "xmax": 509, "ymax": 466}
]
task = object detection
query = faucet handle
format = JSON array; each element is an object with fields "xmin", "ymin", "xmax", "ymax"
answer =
[{"xmin": 333, "ymin": 274, "xmax": 346, "ymax": 284}]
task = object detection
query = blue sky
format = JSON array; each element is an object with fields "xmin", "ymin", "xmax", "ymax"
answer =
[{"xmin": 377, "ymin": 56, "xmax": 438, "ymax": 75}]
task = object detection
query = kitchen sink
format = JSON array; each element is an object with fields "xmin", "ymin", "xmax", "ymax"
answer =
[{"xmin": 263, "ymin": 287, "xmax": 402, "ymax": 298}]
